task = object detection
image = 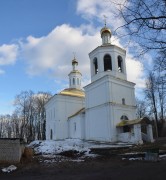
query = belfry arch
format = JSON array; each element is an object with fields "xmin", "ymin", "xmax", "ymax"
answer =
[
  {"xmin": 93, "ymin": 57, "xmax": 98, "ymax": 74},
  {"xmin": 104, "ymin": 54, "xmax": 112, "ymax": 71},
  {"xmin": 118, "ymin": 55, "xmax": 123, "ymax": 72}
]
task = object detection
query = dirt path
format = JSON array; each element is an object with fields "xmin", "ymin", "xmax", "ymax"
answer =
[
  {"xmin": 1, "ymin": 138, "xmax": 166, "ymax": 180},
  {"xmin": 1, "ymin": 156, "xmax": 166, "ymax": 180}
]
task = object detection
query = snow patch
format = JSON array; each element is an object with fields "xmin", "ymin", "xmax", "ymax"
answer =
[
  {"xmin": 2, "ymin": 165, "xmax": 17, "ymax": 173},
  {"xmin": 28, "ymin": 139, "xmax": 131, "ymax": 156}
]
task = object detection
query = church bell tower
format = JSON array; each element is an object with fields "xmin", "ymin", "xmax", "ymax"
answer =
[
  {"xmin": 68, "ymin": 57, "xmax": 82, "ymax": 90},
  {"xmin": 84, "ymin": 22, "xmax": 136, "ymax": 142},
  {"xmin": 89, "ymin": 23, "xmax": 127, "ymax": 83}
]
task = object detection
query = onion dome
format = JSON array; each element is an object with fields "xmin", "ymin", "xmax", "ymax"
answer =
[
  {"xmin": 100, "ymin": 26, "xmax": 111, "ymax": 45},
  {"xmin": 100, "ymin": 27, "xmax": 111, "ymax": 37}
]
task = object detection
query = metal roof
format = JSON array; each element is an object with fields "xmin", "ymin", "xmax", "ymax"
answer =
[{"xmin": 116, "ymin": 117, "xmax": 151, "ymax": 127}]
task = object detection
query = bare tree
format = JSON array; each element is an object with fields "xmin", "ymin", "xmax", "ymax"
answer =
[
  {"xmin": 115, "ymin": 0, "xmax": 166, "ymax": 54},
  {"xmin": 11, "ymin": 112, "xmax": 20, "ymax": 138},
  {"xmin": 155, "ymin": 50, "xmax": 166, "ymax": 71},
  {"xmin": 13, "ymin": 90, "xmax": 52, "ymax": 141},
  {"xmin": 0, "ymin": 90, "xmax": 51, "ymax": 141},
  {"xmin": 136, "ymin": 98, "xmax": 147, "ymax": 118},
  {"xmin": 157, "ymin": 74, "xmax": 166, "ymax": 121},
  {"xmin": 145, "ymin": 72, "xmax": 159, "ymax": 137},
  {"xmin": 0, "ymin": 115, "xmax": 13, "ymax": 138},
  {"xmin": 14, "ymin": 90, "xmax": 35, "ymax": 140},
  {"xmin": 34, "ymin": 92, "xmax": 52, "ymax": 140}
]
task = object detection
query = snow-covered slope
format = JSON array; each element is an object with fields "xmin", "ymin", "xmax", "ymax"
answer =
[{"xmin": 28, "ymin": 139, "xmax": 132, "ymax": 156}]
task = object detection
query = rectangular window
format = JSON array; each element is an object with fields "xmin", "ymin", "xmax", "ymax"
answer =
[
  {"xmin": 74, "ymin": 122, "xmax": 76, "ymax": 131},
  {"xmin": 73, "ymin": 78, "xmax": 75, "ymax": 85},
  {"xmin": 122, "ymin": 98, "xmax": 125, "ymax": 105},
  {"xmin": 77, "ymin": 78, "xmax": 79, "ymax": 85}
]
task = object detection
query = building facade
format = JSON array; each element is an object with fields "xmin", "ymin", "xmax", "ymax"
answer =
[
  {"xmin": 45, "ymin": 57, "xmax": 85, "ymax": 140},
  {"xmin": 45, "ymin": 25, "xmax": 153, "ymax": 144}
]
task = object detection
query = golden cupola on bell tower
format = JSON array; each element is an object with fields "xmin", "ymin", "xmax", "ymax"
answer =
[
  {"xmin": 100, "ymin": 16, "xmax": 112, "ymax": 45},
  {"xmin": 100, "ymin": 26, "xmax": 111, "ymax": 45},
  {"xmin": 89, "ymin": 17, "xmax": 127, "ymax": 82}
]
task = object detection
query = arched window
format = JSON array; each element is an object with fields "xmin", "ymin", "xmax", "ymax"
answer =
[
  {"xmin": 104, "ymin": 54, "xmax": 112, "ymax": 71},
  {"xmin": 93, "ymin": 57, "xmax": 98, "ymax": 74},
  {"xmin": 121, "ymin": 115, "xmax": 128, "ymax": 121},
  {"xmin": 122, "ymin": 98, "xmax": 125, "ymax": 105},
  {"xmin": 74, "ymin": 122, "xmax": 76, "ymax": 131},
  {"xmin": 70, "ymin": 79, "xmax": 71, "ymax": 86},
  {"xmin": 118, "ymin": 56, "xmax": 123, "ymax": 72},
  {"xmin": 50, "ymin": 129, "xmax": 53, "ymax": 140},
  {"xmin": 120, "ymin": 115, "xmax": 130, "ymax": 133},
  {"xmin": 73, "ymin": 78, "xmax": 75, "ymax": 85},
  {"xmin": 77, "ymin": 78, "xmax": 79, "ymax": 85}
]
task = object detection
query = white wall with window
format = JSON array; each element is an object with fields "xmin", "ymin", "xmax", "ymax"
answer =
[{"xmin": 68, "ymin": 110, "xmax": 85, "ymax": 139}]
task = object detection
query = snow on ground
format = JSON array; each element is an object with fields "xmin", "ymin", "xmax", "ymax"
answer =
[
  {"xmin": 28, "ymin": 139, "xmax": 166, "ymax": 163},
  {"xmin": 1, "ymin": 165, "xmax": 17, "ymax": 173},
  {"xmin": 28, "ymin": 139, "xmax": 132, "ymax": 157},
  {"xmin": 121, "ymin": 152, "xmax": 166, "ymax": 161},
  {"xmin": 122, "ymin": 157, "xmax": 143, "ymax": 161}
]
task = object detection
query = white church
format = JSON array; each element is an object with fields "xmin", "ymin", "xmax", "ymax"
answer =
[{"xmin": 45, "ymin": 24, "xmax": 154, "ymax": 144}]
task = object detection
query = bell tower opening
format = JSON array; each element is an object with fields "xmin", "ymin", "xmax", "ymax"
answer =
[
  {"xmin": 118, "ymin": 56, "xmax": 123, "ymax": 72},
  {"xmin": 93, "ymin": 57, "xmax": 98, "ymax": 74},
  {"xmin": 104, "ymin": 54, "xmax": 112, "ymax": 71}
]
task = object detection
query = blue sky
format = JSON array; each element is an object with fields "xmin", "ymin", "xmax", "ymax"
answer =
[{"xmin": 0, "ymin": 0, "xmax": 151, "ymax": 114}]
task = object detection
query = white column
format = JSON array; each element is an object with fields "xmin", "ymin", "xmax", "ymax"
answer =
[
  {"xmin": 133, "ymin": 124, "xmax": 143, "ymax": 144},
  {"xmin": 147, "ymin": 124, "xmax": 154, "ymax": 142}
]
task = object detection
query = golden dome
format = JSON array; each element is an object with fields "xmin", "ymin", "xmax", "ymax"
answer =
[
  {"xmin": 68, "ymin": 70, "xmax": 82, "ymax": 76},
  {"xmin": 59, "ymin": 88, "xmax": 85, "ymax": 97},
  {"xmin": 100, "ymin": 27, "xmax": 111, "ymax": 36},
  {"xmin": 72, "ymin": 59, "xmax": 78, "ymax": 66}
]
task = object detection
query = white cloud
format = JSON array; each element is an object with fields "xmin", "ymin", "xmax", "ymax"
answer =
[
  {"xmin": 76, "ymin": 0, "xmax": 126, "ymax": 31},
  {"xmin": 0, "ymin": 0, "xmax": 145, "ymax": 90},
  {"xmin": 126, "ymin": 55, "xmax": 145, "ymax": 88},
  {"xmin": 20, "ymin": 24, "xmax": 100, "ymax": 80},
  {"xmin": 18, "ymin": 22, "xmax": 145, "ymax": 89},
  {"xmin": 0, "ymin": 44, "xmax": 19, "ymax": 66}
]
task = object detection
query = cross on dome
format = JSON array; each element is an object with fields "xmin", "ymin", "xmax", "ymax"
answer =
[
  {"xmin": 103, "ymin": 15, "xmax": 107, "ymax": 27},
  {"xmin": 100, "ymin": 15, "xmax": 111, "ymax": 45},
  {"xmin": 72, "ymin": 52, "xmax": 78, "ymax": 71}
]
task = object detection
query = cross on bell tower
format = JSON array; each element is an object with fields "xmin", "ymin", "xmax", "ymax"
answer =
[
  {"xmin": 100, "ymin": 15, "xmax": 111, "ymax": 45},
  {"xmin": 103, "ymin": 15, "xmax": 107, "ymax": 27}
]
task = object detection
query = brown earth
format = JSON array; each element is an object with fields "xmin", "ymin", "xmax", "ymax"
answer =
[{"xmin": 0, "ymin": 138, "xmax": 166, "ymax": 180}]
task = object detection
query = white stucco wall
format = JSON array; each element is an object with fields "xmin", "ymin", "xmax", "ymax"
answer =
[
  {"xmin": 68, "ymin": 113, "xmax": 85, "ymax": 139},
  {"xmin": 45, "ymin": 94, "xmax": 85, "ymax": 140},
  {"xmin": 84, "ymin": 73, "xmax": 136, "ymax": 142},
  {"xmin": 85, "ymin": 75, "xmax": 136, "ymax": 109},
  {"xmin": 85, "ymin": 105, "xmax": 112, "ymax": 141}
]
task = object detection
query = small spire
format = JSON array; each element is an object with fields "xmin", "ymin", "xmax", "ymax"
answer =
[
  {"xmin": 72, "ymin": 52, "xmax": 78, "ymax": 71},
  {"xmin": 103, "ymin": 15, "xmax": 107, "ymax": 27},
  {"xmin": 73, "ymin": 52, "xmax": 76, "ymax": 59}
]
